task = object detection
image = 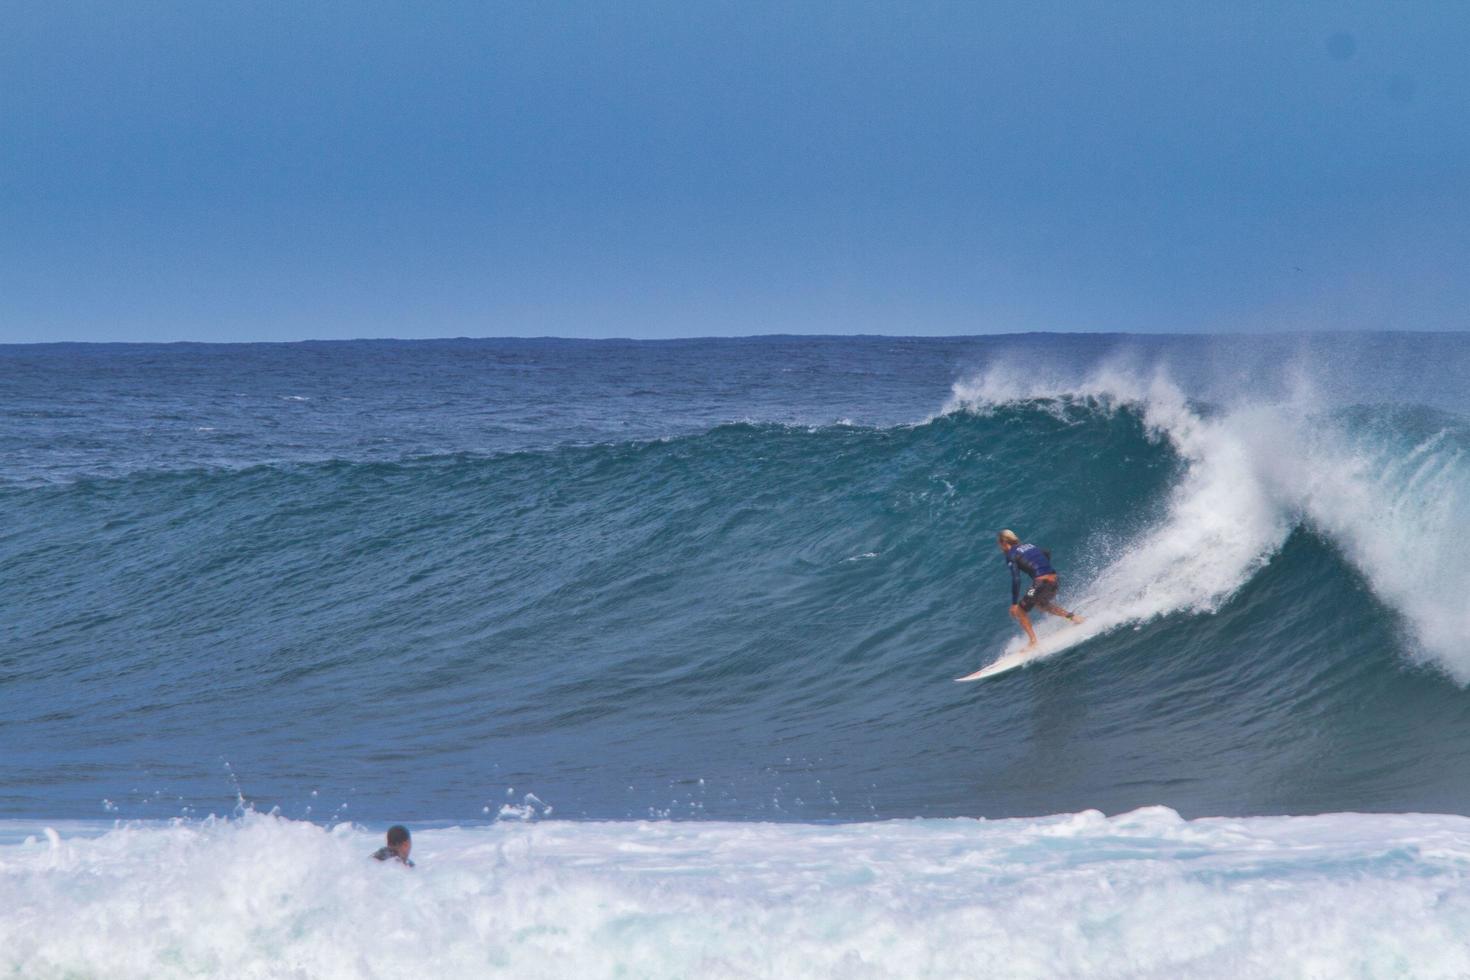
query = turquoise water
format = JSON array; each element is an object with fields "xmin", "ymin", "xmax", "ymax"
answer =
[{"xmin": 4, "ymin": 334, "xmax": 1470, "ymax": 822}]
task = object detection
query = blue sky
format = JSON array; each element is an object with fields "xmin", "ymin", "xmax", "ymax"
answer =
[{"xmin": 2, "ymin": 1, "xmax": 1466, "ymax": 342}]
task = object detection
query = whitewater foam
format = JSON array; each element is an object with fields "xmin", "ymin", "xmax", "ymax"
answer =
[{"xmin": 5, "ymin": 809, "xmax": 1470, "ymax": 979}]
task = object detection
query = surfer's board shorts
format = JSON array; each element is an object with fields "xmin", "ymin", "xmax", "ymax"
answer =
[{"xmin": 1019, "ymin": 577, "xmax": 1059, "ymax": 612}]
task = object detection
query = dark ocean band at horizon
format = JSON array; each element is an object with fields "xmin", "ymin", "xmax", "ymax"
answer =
[{"xmin": 3, "ymin": 333, "xmax": 1469, "ymax": 824}]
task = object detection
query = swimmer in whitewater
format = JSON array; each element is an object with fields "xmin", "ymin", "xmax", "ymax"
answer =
[
  {"xmin": 997, "ymin": 529, "xmax": 1084, "ymax": 648},
  {"xmin": 372, "ymin": 825, "xmax": 415, "ymax": 867}
]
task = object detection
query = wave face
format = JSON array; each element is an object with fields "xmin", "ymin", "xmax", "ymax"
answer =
[
  {"xmin": 3, "ymin": 335, "xmax": 1470, "ymax": 823},
  {"xmin": 8, "ymin": 809, "xmax": 1470, "ymax": 979}
]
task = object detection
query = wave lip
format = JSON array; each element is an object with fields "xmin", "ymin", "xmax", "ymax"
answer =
[{"xmin": 5, "ymin": 809, "xmax": 1470, "ymax": 979}]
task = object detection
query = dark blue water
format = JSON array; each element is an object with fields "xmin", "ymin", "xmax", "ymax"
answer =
[{"xmin": 4, "ymin": 334, "xmax": 1470, "ymax": 823}]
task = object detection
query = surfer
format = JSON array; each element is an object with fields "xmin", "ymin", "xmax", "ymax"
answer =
[
  {"xmin": 997, "ymin": 529, "xmax": 1083, "ymax": 648},
  {"xmin": 372, "ymin": 825, "xmax": 415, "ymax": 867}
]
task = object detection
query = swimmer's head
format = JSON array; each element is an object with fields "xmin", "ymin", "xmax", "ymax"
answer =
[{"xmin": 997, "ymin": 529, "xmax": 1019, "ymax": 550}]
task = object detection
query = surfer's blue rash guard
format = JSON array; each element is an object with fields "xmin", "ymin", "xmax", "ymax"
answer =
[{"xmin": 1006, "ymin": 543, "xmax": 1055, "ymax": 604}]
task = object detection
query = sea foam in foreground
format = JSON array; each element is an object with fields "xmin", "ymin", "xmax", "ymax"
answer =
[{"xmin": 5, "ymin": 807, "xmax": 1470, "ymax": 979}]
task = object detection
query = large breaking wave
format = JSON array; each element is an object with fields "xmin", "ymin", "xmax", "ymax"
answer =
[{"xmin": 5, "ymin": 364, "xmax": 1470, "ymax": 822}]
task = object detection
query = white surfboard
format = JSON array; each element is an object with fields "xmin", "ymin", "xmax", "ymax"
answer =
[
  {"xmin": 955, "ymin": 646, "xmax": 1049, "ymax": 682},
  {"xmin": 955, "ymin": 622, "xmax": 1092, "ymax": 682}
]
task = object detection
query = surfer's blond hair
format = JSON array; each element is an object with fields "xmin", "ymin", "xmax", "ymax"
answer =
[{"xmin": 997, "ymin": 529, "xmax": 1019, "ymax": 546}]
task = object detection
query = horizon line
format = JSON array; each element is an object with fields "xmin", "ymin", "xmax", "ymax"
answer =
[{"xmin": 5, "ymin": 327, "xmax": 1469, "ymax": 349}]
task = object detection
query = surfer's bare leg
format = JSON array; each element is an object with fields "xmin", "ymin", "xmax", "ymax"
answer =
[
  {"xmin": 1009, "ymin": 603, "xmax": 1039, "ymax": 647},
  {"xmin": 1040, "ymin": 602, "xmax": 1084, "ymax": 624}
]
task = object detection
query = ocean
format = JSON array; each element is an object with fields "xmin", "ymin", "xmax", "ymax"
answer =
[{"xmin": 4, "ymin": 333, "xmax": 1470, "ymax": 977}]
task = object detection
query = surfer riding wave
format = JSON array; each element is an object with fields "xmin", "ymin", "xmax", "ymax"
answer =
[{"xmin": 998, "ymin": 529, "xmax": 1084, "ymax": 648}]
